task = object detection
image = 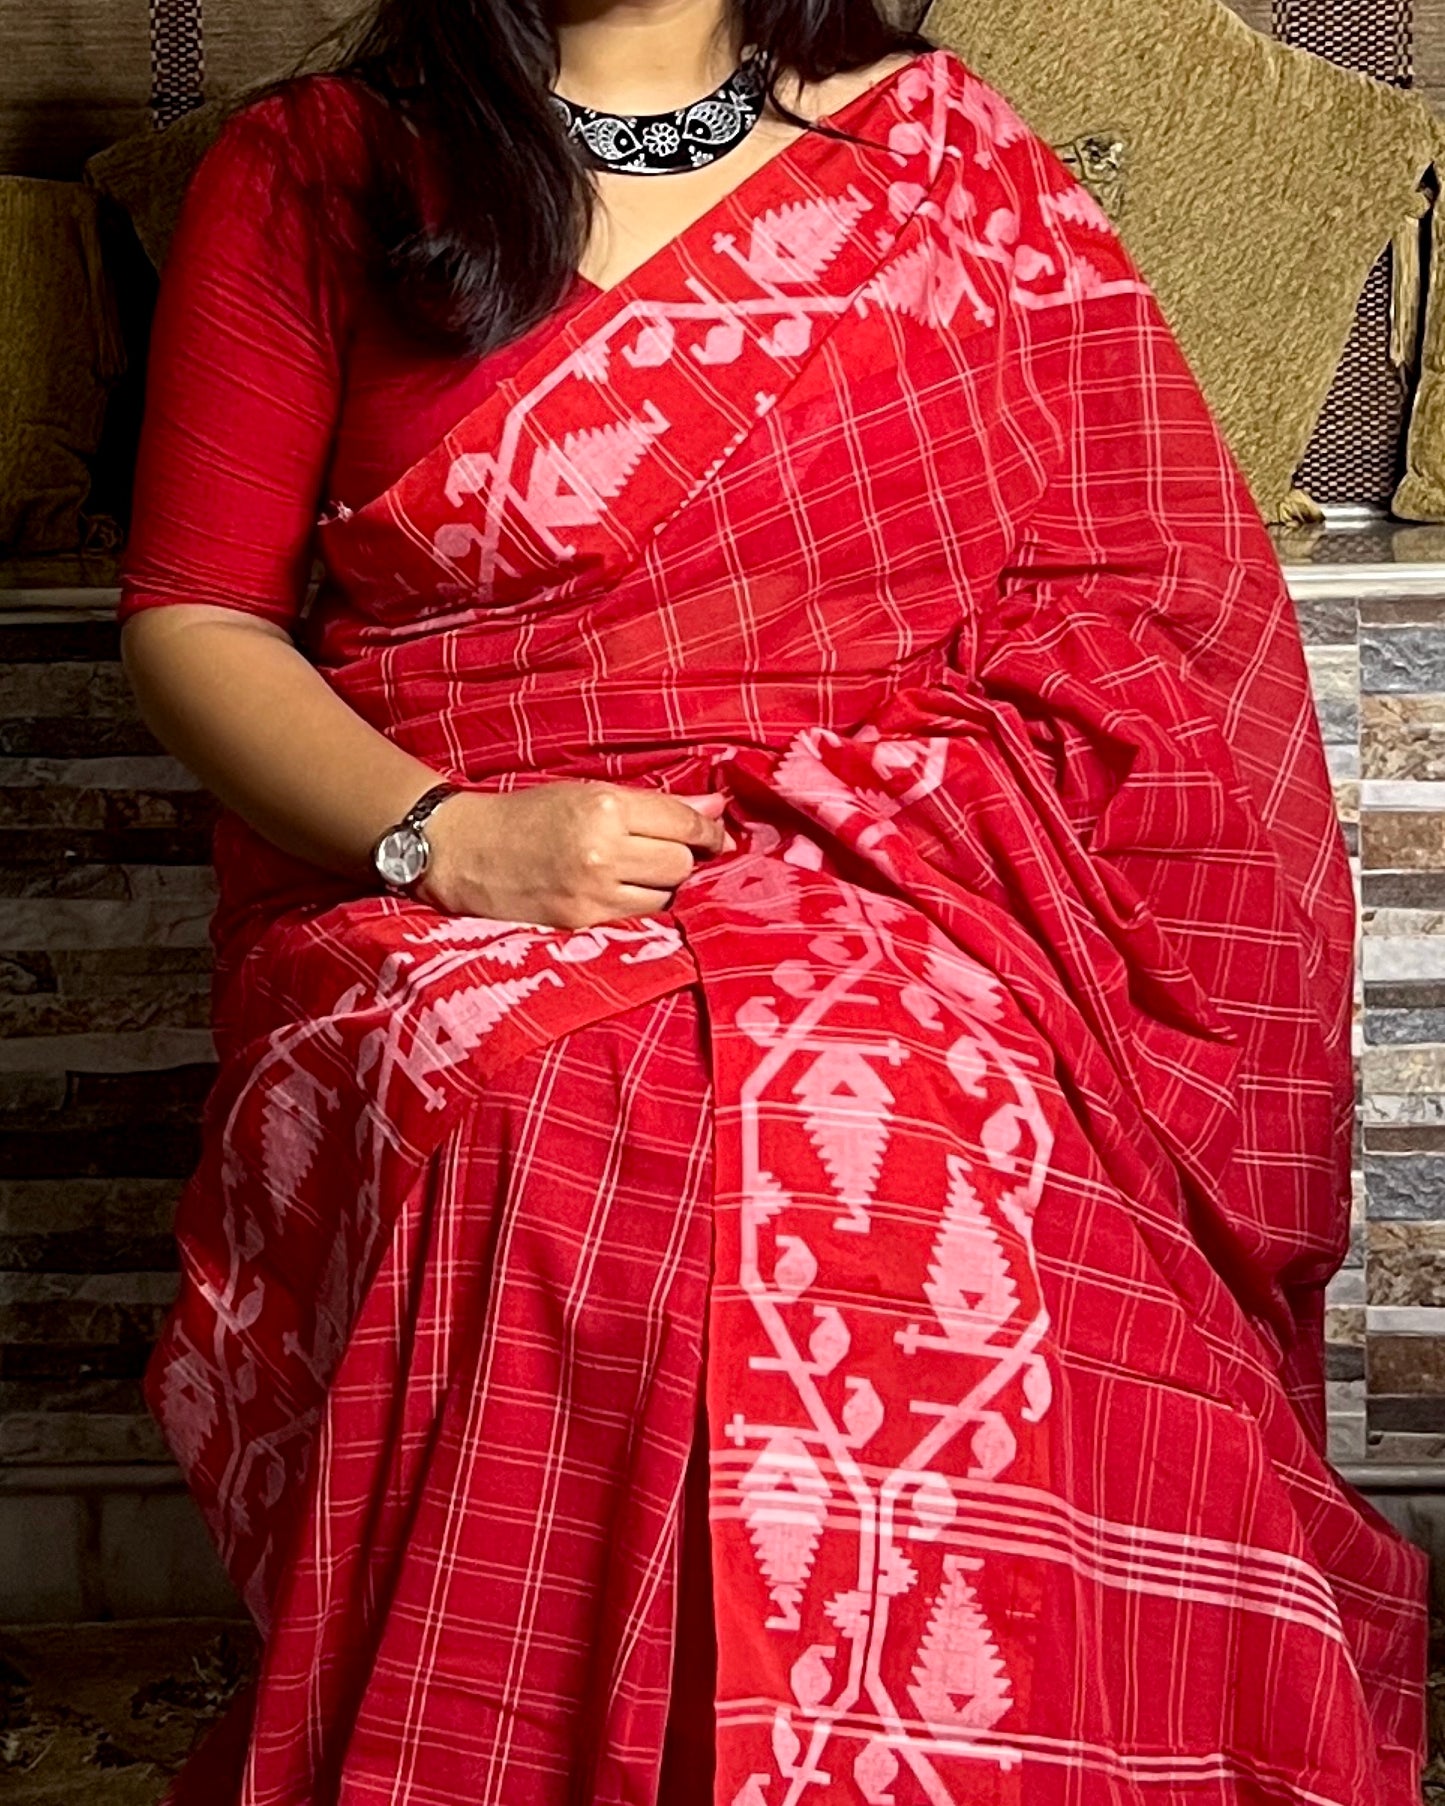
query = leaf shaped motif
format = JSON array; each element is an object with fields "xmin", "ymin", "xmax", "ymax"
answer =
[
  {"xmin": 736, "ymin": 995, "xmax": 781, "ymax": 1048},
  {"xmin": 772, "ymin": 960, "xmax": 815, "ymax": 999},
  {"xmin": 259, "ymin": 1449, "xmax": 287, "ymax": 1509},
  {"xmin": 863, "ymin": 239, "xmax": 988, "ymax": 332},
  {"xmin": 730, "ymin": 1778, "xmax": 772, "ymax": 1806},
  {"xmin": 794, "ymin": 1045, "xmax": 895, "ymax": 1234},
  {"xmin": 909, "ymin": 1554, "xmax": 1013, "ymax": 1729},
  {"xmin": 400, "ymin": 970, "xmax": 558, "ymax": 1091},
  {"xmin": 561, "ymin": 414, "xmax": 666, "ymax": 501},
  {"xmin": 887, "ymin": 120, "xmax": 932, "ymax": 162},
  {"xmin": 522, "ymin": 411, "xmax": 667, "ymax": 534},
  {"xmin": 1014, "ymin": 244, "xmax": 1056, "ymax": 286},
  {"xmin": 155, "ymin": 1356, "xmax": 219, "ymax": 1474},
  {"xmin": 887, "ymin": 178, "xmax": 928, "ymax": 220},
  {"xmin": 980, "ymin": 1102, "xmax": 1025, "ymax": 1174},
  {"xmin": 923, "ymin": 1154, "xmax": 1019, "ymax": 1352},
  {"xmin": 234, "ymin": 1282, "xmax": 265, "ymax": 1332},
  {"xmin": 259, "ymin": 1066, "xmax": 339, "ymax": 1216},
  {"xmin": 738, "ymin": 191, "xmax": 872, "ymax": 286},
  {"xmin": 741, "ymin": 1434, "xmax": 830, "ymax": 1590}
]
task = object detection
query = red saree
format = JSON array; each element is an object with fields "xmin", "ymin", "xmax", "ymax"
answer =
[{"xmin": 143, "ymin": 49, "xmax": 1428, "ymax": 1805}]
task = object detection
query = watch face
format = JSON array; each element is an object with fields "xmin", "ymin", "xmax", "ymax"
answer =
[{"xmin": 375, "ymin": 825, "xmax": 428, "ymax": 889}]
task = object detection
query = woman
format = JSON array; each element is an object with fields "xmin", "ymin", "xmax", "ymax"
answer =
[{"xmin": 120, "ymin": 0, "xmax": 1427, "ymax": 1795}]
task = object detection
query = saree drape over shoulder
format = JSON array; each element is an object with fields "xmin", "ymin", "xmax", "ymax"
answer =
[{"xmin": 135, "ymin": 49, "xmax": 1428, "ymax": 1806}]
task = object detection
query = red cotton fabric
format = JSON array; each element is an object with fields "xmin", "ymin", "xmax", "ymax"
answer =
[{"xmin": 126, "ymin": 50, "xmax": 1429, "ymax": 1806}]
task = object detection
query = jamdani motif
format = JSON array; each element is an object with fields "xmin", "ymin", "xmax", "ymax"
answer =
[{"xmin": 145, "ymin": 51, "xmax": 1428, "ymax": 1804}]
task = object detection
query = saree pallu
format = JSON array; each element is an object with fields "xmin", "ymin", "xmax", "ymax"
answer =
[{"xmin": 149, "ymin": 49, "xmax": 1429, "ymax": 1805}]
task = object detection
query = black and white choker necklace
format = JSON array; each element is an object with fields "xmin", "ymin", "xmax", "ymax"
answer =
[{"xmin": 553, "ymin": 52, "xmax": 768, "ymax": 176}]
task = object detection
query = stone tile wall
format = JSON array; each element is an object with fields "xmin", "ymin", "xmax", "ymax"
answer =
[
  {"xmin": 0, "ymin": 613, "xmax": 214, "ymax": 1484},
  {"xmin": 1289, "ymin": 527, "xmax": 1445, "ymax": 1467},
  {"xmin": 0, "ymin": 588, "xmax": 234, "ymax": 1618}
]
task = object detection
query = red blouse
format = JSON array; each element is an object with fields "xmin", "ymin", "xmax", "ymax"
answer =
[{"xmin": 119, "ymin": 78, "xmax": 595, "ymax": 630}]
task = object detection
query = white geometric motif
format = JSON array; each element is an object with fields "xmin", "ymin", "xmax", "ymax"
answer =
[
  {"xmin": 794, "ymin": 1043, "xmax": 896, "ymax": 1233},
  {"xmin": 908, "ymin": 1554, "xmax": 1013, "ymax": 1729}
]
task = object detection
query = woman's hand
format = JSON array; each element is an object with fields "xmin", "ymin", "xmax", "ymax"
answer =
[{"xmin": 418, "ymin": 784, "xmax": 733, "ymax": 928}]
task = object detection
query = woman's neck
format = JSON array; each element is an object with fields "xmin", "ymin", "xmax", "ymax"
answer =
[{"xmin": 552, "ymin": 0, "xmax": 743, "ymax": 115}]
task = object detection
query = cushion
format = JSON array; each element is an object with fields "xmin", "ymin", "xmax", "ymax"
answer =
[
  {"xmin": 0, "ymin": 0, "xmax": 355, "ymax": 179},
  {"xmin": 1396, "ymin": 171, "xmax": 1445, "ymax": 520},
  {"xmin": 0, "ymin": 178, "xmax": 125, "ymax": 555},
  {"xmin": 86, "ymin": 103, "xmax": 226, "ymax": 270},
  {"xmin": 925, "ymin": 0, "xmax": 1441, "ymax": 522}
]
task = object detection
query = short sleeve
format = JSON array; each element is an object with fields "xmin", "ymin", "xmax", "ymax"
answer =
[{"xmin": 119, "ymin": 82, "xmax": 369, "ymax": 630}]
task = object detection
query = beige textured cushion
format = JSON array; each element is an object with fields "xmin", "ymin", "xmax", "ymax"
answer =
[
  {"xmin": 1396, "ymin": 184, "xmax": 1445, "ymax": 520},
  {"xmin": 1, "ymin": 1, "xmax": 355, "ymax": 178},
  {"xmin": 0, "ymin": 178, "xmax": 124, "ymax": 554},
  {"xmin": 925, "ymin": 0, "xmax": 1440, "ymax": 522}
]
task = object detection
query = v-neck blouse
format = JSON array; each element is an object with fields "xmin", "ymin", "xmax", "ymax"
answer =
[{"xmin": 119, "ymin": 77, "xmax": 600, "ymax": 631}]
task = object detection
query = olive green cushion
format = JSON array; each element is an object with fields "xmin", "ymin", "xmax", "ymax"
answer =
[
  {"xmin": 85, "ymin": 104, "xmax": 226, "ymax": 271},
  {"xmin": 0, "ymin": 178, "xmax": 124, "ymax": 555},
  {"xmin": 1397, "ymin": 180, "xmax": 1445, "ymax": 521},
  {"xmin": 925, "ymin": 0, "xmax": 1440, "ymax": 521}
]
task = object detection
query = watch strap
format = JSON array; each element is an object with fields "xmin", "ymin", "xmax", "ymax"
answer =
[{"xmin": 399, "ymin": 782, "xmax": 461, "ymax": 835}]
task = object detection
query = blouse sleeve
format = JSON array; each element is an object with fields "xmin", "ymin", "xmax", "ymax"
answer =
[{"xmin": 118, "ymin": 85, "xmax": 363, "ymax": 630}]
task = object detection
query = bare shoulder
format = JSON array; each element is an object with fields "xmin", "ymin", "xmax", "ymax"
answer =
[{"xmin": 781, "ymin": 51, "xmax": 928, "ymax": 124}]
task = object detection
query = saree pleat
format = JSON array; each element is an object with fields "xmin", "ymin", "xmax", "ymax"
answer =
[
  {"xmin": 142, "ymin": 48, "xmax": 1429, "ymax": 1806},
  {"xmin": 244, "ymin": 994, "xmax": 714, "ymax": 1804}
]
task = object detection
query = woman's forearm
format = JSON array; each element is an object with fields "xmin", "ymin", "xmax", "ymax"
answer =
[{"xmin": 121, "ymin": 604, "xmax": 445, "ymax": 880}]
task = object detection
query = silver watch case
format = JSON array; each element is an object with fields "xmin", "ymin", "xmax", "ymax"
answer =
[{"xmin": 373, "ymin": 823, "xmax": 433, "ymax": 892}]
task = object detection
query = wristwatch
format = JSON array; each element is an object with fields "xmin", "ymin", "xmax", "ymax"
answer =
[{"xmin": 371, "ymin": 783, "xmax": 461, "ymax": 894}]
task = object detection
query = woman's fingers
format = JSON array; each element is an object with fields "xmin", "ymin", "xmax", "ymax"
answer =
[
  {"xmin": 620, "ymin": 788, "xmax": 727, "ymax": 853},
  {"xmin": 614, "ymin": 836, "xmax": 700, "ymax": 891},
  {"xmin": 608, "ymin": 883, "xmax": 676, "ymax": 919},
  {"xmin": 672, "ymin": 791, "xmax": 738, "ymax": 851},
  {"xmin": 674, "ymin": 792, "xmax": 728, "ymax": 816}
]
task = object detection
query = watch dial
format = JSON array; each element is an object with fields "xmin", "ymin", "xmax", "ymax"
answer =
[{"xmin": 376, "ymin": 826, "xmax": 427, "ymax": 888}]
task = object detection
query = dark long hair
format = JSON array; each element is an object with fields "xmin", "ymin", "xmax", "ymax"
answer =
[{"xmin": 314, "ymin": 0, "xmax": 928, "ymax": 357}]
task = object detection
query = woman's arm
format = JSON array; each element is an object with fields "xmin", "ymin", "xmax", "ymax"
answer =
[
  {"xmin": 121, "ymin": 93, "xmax": 725, "ymax": 928},
  {"xmin": 121, "ymin": 604, "xmax": 446, "ymax": 879},
  {"xmin": 123, "ymin": 603, "xmax": 728, "ymax": 925}
]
